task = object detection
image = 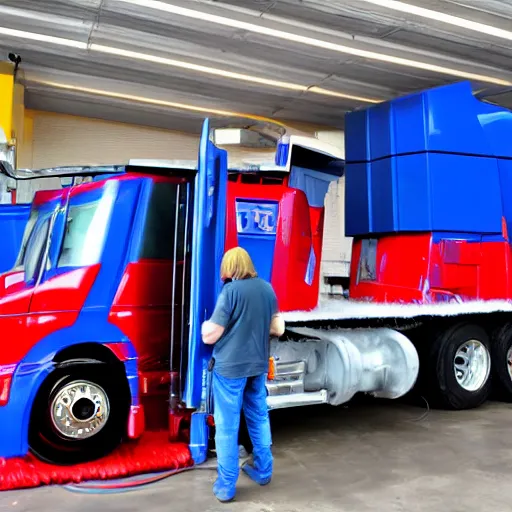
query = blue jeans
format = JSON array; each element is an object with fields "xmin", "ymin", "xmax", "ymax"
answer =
[{"xmin": 212, "ymin": 371, "xmax": 273, "ymax": 493}]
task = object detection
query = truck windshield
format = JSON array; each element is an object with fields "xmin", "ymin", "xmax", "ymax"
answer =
[
  {"xmin": 12, "ymin": 180, "xmax": 118, "ymax": 276},
  {"xmin": 57, "ymin": 180, "xmax": 118, "ymax": 268}
]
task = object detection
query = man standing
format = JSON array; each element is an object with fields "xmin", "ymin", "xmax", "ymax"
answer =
[{"xmin": 201, "ymin": 247, "xmax": 285, "ymax": 503}]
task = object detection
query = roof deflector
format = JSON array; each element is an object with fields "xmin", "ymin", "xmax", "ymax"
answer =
[{"xmin": 0, "ymin": 160, "xmax": 125, "ymax": 181}]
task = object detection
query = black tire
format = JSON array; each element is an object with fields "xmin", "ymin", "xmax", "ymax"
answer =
[
  {"xmin": 491, "ymin": 323, "xmax": 512, "ymax": 401},
  {"xmin": 425, "ymin": 323, "xmax": 491, "ymax": 410},
  {"xmin": 28, "ymin": 364, "xmax": 129, "ymax": 465}
]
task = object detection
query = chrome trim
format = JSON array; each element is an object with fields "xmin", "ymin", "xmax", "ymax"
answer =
[
  {"xmin": 267, "ymin": 361, "xmax": 305, "ymax": 396},
  {"xmin": 50, "ymin": 380, "xmax": 110, "ymax": 440},
  {"xmin": 454, "ymin": 339, "xmax": 491, "ymax": 392},
  {"xmin": 267, "ymin": 390, "xmax": 328, "ymax": 410}
]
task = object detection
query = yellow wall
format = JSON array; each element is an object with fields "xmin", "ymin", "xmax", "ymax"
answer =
[
  {"xmin": 0, "ymin": 62, "xmax": 14, "ymax": 140},
  {"xmin": 0, "ymin": 64, "xmax": 28, "ymax": 169}
]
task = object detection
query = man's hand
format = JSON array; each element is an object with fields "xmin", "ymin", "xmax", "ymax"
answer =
[
  {"xmin": 270, "ymin": 313, "xmax": 285, "ymax": 337},
  {"xmin": 201, "ymin": 320, "xmax": 225, "ymax": 345}
]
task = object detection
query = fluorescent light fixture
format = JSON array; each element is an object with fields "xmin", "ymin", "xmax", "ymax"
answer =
[
  {"xmin": 91, "ymin": 44, "xmax": 381, "ymax": 103},
  {"xmin": 0, "ymin": 27, "xmax": 87, "ymax": 49},
  {"xmin": 0, "ymin": 24, "xmax": 382, "ymax": 103},
  {"xmin": 31, "ymin": 79, "xmax": 288, "ymax": 125},
  {"xmin": 358, "ymin": 0, "xmax": 512, "ymax": 41},
  {"xmin": 115, "ymin": 0, "xmax": 512, "ymax": 86},
  {"xmin": 0, "ymin": 25, "xmax": 381, "ymax": 103},
  {"xmin": 91, "ymin": 44, "xmax": 305, "ymax": 91}
]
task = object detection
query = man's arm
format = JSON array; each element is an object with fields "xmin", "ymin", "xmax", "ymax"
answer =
[
  {"xmin": 269, "ymin": 291, "xmax": 284, "ymax": 337},
  {"xmin": 201, "ymin": 286, "xmax": 230, "ymax": 345},
  {"xmin": 270, "ymin": 313, "xmax": 285, "ymax": 337},
  {"xmin": 201, "ymin": 321, "xmax": 225, "ymax": 345}
]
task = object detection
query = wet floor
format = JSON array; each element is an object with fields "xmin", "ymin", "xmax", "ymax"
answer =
[{"xmin": 3, "ymin": 397, "xmax": 512, "ymax": 511}]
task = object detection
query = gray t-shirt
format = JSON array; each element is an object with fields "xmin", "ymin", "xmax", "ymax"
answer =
[{"xmin": 209, "ymin": 277, "xmax": 278, "ymax": 379}]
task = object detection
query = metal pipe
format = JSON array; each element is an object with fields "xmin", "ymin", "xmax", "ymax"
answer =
[
  {"xmin": 169, "ymin": 184, "xmax": 181, "ymax": 412},
  {"xmin": 179, "ymin": 182, "xmax": 191, "ymax": 399}
]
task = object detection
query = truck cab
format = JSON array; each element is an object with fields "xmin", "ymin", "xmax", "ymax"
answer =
[{"xmin": 0, "ymin": 164, "xmax": 201, "ymax": 464}]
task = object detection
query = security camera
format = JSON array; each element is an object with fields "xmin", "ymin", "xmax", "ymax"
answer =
[{"xmin": 8, "ymin": 53, "xmax": 21, "ymax": 66}]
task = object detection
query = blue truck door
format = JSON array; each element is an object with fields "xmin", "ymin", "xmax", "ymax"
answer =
[
  {"xmin": 185, "ymin": 118, "xmax": 228, "ymax": 463},
  {"xmin": 0, "ymin": 204, "xmax": 31, "ymax": 273}
]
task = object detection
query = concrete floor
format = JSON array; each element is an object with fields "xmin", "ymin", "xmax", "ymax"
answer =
[{"xmin": 3, "ymin": 398, "xmax": 512, "ymax": 512}]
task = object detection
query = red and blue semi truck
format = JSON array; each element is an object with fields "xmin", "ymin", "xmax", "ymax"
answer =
[{"xmin": 0, "ymin": 80, "xmax": 511, "ymax": 467}]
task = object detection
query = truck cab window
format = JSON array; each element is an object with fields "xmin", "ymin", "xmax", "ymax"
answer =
[
  {"xmin": 57, "ymin": 182, "xmax": 117, "ymax": 268},
  {"xmin": 139, "ymin": 182, "xmax": 189, "ymax": 261},
  {"xmin": 24, "ymin": 216, "xmax": 51, "ymax": 283},
  {"xmin": 58, "ymin": 202, "xmax": 101, "ymax": 267},
  {"xmin": 14, "ymin": 209, "xmax": 40, "ymax": 271}
]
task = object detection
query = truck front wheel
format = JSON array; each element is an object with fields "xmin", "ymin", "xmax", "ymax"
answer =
[
  {"xmin": 29, "ymin": 365, "xmax": 129, "ymax": 465},
  {"xmin": 427, "ymin": 323, "xmax": 491, "ymax": 410}
]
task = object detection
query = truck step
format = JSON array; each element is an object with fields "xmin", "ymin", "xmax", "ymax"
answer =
[{"xmin": 266, "ymin": 390, "xmax": 328, "ymax": 410}]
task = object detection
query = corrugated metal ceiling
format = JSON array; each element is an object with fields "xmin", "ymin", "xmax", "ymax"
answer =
[{"xmin": 0, "ymin": 0, "xmax": 511, "ymax": 133}]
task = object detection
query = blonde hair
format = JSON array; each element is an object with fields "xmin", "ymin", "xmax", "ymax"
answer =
[{"xmin": 220, "ymin": 247, "xmax": 257, "ymax": 281}]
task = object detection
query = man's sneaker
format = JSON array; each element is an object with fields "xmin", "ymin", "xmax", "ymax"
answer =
[
  {"xmin": 213, "ymin": 479, "xmax": 236, "ymax": 503},
  {"xmin": 241, "ymin": 462, "xmax": 271, "ymax": 486}
]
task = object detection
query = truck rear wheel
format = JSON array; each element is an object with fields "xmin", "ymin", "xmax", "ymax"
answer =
[
  {"xmin": 427, "ymin": 323, "xmax": 491, "ymax": 410},
  {"xmin": 491, "ymin": 323, "xmax": 512, "ymax": 401},
  {"xmin": 29, "ymin": 364, "xmax": 129, "ymax": 465}
]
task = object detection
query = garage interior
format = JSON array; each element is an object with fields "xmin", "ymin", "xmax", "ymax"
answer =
[
  {"xmin": 3, "ymin": 0, "xmax": 512, "ymax": 292},
  {"xmin": 1, "ymin": 0, "xmax": 512, "ymax": 510}
]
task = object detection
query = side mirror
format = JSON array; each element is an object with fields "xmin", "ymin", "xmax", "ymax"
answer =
[{"xmin": 0, "ymin": 159, "xmax": 14, "ymax": 177}]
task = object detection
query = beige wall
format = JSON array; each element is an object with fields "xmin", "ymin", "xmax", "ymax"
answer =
[
  {"xmin": 16, "ymin": 110, "xmax": 281, "ymax": 203},
  {"xmin": 315, "ymin": 130, "xmax": 352, "ymax": 292},
  {"xmin": 28, "ymin": 111, "xmax": 278, "ymax": 169},
  {"xmin": 17, "ymin": 109, "xmax": 34, "ymax": 170}
]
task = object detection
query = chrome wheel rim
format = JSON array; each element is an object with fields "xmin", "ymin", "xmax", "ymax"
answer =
[
  {"xmin": 507, "ymin": 347, "xmax": 512, "ymax": 380},
  {"xmin": 50, "ymin": 380, "xmax": 110, "ymax": 440},
  {"xmin": 454, "ymin": 340, "xmax": 490, "ymax": 392}
]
